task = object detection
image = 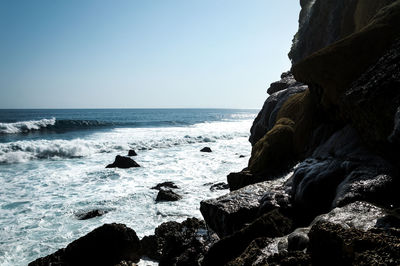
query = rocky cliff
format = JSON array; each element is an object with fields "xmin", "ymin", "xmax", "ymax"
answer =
[
  {"xmin": 201, "ymin": 0, "xmax": 400, "ymax": 264},
  {"xmin": 30, "ymin": 1, "xmax": 400, "ymax": 265}
]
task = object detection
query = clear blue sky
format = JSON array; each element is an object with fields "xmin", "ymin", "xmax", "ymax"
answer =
[{"xmin": 0, "ymin": 0, "xmax": 300, "ymax": 109}]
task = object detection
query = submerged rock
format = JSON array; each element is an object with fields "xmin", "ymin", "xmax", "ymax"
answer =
[
  {"xmin": 209, "ymin": 182, "xmax": 229, "ymax": 191},
  {"xmin": 106, "ymin": 155, "xmax": 140, "ymax": 168},
  {"xmin": 29, "ymin": 223, "xmax": 141, "ymax": 266},
  {"xmin": 200, "ymin": 147, "xmax": 212, "ymax": 152},
  {"xmin": 127, "ymin": 149, "xmax": 137, "ymax": 156},
  {"xmin": 151, "ymin": 181, "xmax": 179, "ymax": 190},
  {"xmin": 76, "ymin": 209, "xmax": 108, "ymax": 220},
  {"xmin": 155, "ymin": 189, "xmax": 182, "ymax": 202}
]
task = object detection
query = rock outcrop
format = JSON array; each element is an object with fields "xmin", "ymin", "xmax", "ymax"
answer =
[
  {"xmin": 29, "ymin": 223, "xmax": 141, "ymax": 266},
  {"xmin": 106, "ymin": 155, "xmax": 140, "ymax": 168}
]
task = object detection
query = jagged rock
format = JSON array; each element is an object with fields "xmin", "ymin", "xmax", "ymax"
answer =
[
  {"xmin": 201, "ymin": 174, "xmax": 291, "ymax": 238},
  {"xmin": 75, "ymin": 209, "xmax": 108, "ymax": 220},
  {"xmin": 151, "ymin": 181, "xmax": 179, "ymax": 190},
  {"xmin": 106, "ymin": 155, "xmax": 140, "ymax": 168},
  {"xmin": 29, "ymin": 223, "xmax": 141, "ymax": 266},
  {"xmin": 292, "ymin": 1, "xmax": 400, "ymax": 108},
  {"xmin": 249, "ymin": 84, "xmax": 307, "ymax": 146},
  {"xmin": 200, "ymin": 181, "xmax": 272, "ymax": 238},
  {"xmin": 209, "ymin": 182, "xmax": 229, "ymax": 191},
  {"xmin": 140, "ymin": 218, "xmax": 213, "ymax": 265},
  {"xmin": 202, "ymin": 209, "xmax": 293, "ymax": 266},
  {"xmin": 289, "ymin": 0, "xmax": 393, "ymax": 64},
  {"xmin": 156, "ymin": 189, "xmax": 182, "ymax": 202},
  {"xmin": 341, "ymin": 38, "xmax": 400, "ymax": 151},
  {"xmin": 308, "ymin": 220, "xmax": 400, "ymax": 265},
  {"xmin": 200, "ymin": 147, "xmax": 212, "ymax": 152},
  {"xmin": 227, "ymin": 170, "xmax": 257, "ymax": 191},
  {"xmin": 267, "ymin": 72, "xmax": 303, "ymax": 95},
  {"xmin": 127, "ymin": 149, "xmax": 137, "ymax": 156},
  {"xmin": 291, "ymin": 126, "xmax": 397, "ymax": 217}
]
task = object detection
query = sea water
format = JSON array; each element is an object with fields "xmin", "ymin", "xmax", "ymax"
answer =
[{"xmin": 0, "ymin": 109, "xmax": 257, "ymax": 265}]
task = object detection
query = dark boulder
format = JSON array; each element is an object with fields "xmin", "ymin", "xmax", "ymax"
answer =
[
  {"xmin": 29, "ymin": 223, "xmax": 141, "ymax": 266},
  {"xmin": 209, "ymin": 182, "xmax": 229, "ymax": 191},
  {"xmin": 267, "ymin": 72, "xmax": 303, "ymax": 95},
  {"xmin": 156, "ymin": 189, "xmax": 182, "ymax": 202},
  {"xmin": 151, "ymin": 181, "xmax": 179, "ymax": 190},
  {"xmin": 106, "ymin": 155, "xmax": 140, "ymax": 168},
  {"xmin": 200, "ymin": 147, "xmax": 212, "ymax": 152},
  {"xmin": 140, "ymin": 218, "xmax": 214, "ymax": 265},
  {"xmin": 75, "ymin": 209, "xmax": 108, "ymax": 220},
  {"xmin": 309, "ymin": 220, "xmax": 400, "ymax": 265},
  {"xmin": 127, "ymin": 149, "xmax": 137, "ymax": 156},
  {"xmin": 202, "ymin": 209, "xmax": 293, "ymax": 266}
]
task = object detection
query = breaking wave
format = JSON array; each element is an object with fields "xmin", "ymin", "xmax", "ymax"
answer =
[{"xmin": 0, "ymin": 118, "xmax": 56, "ymax": 134}]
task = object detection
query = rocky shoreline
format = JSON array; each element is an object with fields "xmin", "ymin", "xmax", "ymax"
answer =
[{"xmin": 30, "ymin": 0, "xmax": 400, "ymax": 265}]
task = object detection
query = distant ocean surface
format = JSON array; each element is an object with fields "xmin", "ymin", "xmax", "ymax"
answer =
[{"xmin": 0, "ymin": 108, "xmax": 257, "ymax": 265}]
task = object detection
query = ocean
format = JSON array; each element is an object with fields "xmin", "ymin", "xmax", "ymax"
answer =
[{"xmin": 0, "ymin": 108, "xmax": 257, "ymax": 265}]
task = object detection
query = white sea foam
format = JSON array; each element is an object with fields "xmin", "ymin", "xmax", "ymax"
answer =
[
  {"xmin": 0, "ymin": 118, "xmax": 56, "ymax": 134},
  {"xmin": 0, "ymin": 119, "xmax": 253, "ymax": 265}
]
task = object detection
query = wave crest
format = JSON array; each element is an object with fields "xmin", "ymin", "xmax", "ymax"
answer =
[{"xmin": 0, "ymin": 118, "xmax": 56, "ymax": 134}]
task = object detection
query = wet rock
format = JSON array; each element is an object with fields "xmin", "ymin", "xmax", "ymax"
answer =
[
  {"xmin": 239, "ymin": 154, "xmax": 246, "ymax": 158},
  {"xmin": 209, "ymin": 182, "xmax": 229, "ymax": 191},
  {"xmin": 267, "ymin": 251, "xmax": 311, "ymax": 266},
  {"xmin": 106, "ymin": 155, "xmax": 140, "ymax": 168},
  {"xmin": 249, "ymin": 84, "xmax": 307, "ymax": 146},
  {"xmin": 200, "ymin": 181, "xmax": 272, "ymax": 238},
  {"xmin": 151, "ymin": 181, "xmax": 179, "ymax": 190},
  {"xmin": 202, "ymin": 209, "xmax": 293, "ymax": 266},
  {"xmin": 127, "ymin": 149, "xmax": 137, "ymax": 156},
  {"xmin": 227, "ymin": 170, "xmax": 256, "ymax": 191},
  {"xmin": 140, "ymin": 218, "xmax": 213, "ymax": 265},
  {"xmin": 200, "ymin": 147, "xmax": 212, "ymax": 152},
  {"xmin": 156, "ymin": 189, "xmax": 182, "ymax": 202},
  {"xmin": 29, "ymin": 223, "xmax": 141, "ymax": 266},
  {"xmin": 308, "ymin": 220, "xmax": 400, "ymax": 265},
  {"xmin": 76, "ymin": 209, "xmax": 108, "ymax": 220},
  {"xmin": 287, "ymin": 227, "xmax": 310, "ymax": 252}
]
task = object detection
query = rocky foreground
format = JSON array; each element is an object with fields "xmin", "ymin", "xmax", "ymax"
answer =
[{"xmin": 31, "ymin": 0, "xmax": 400, "ymax": 265}]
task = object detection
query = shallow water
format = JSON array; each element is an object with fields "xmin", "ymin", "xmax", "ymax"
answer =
[{"xmin": 0, "ymin": 109, "xmax": 257, "ymax": 265}]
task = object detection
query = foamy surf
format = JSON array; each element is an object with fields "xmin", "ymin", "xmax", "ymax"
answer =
[{"xmin": 0, "ymin": 118, "xmax": 56, "ymax": 134}]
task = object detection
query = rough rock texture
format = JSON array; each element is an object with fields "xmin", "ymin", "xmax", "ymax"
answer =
[
  {"xmin": 106, "ymin": 155, "xmax": 140, "ymax": 168},
  {"xmin": 341, "ymin": 38, "xmax": 400, "ymax": 152},
  {"xmin": 309, "ymin": 220, "xmax": 400, "ymax": 265},
  {"xmin": 140, "ymin": 218, "xmax": 214, "ymax": 265},
  {"xmin": 289, "ymin": 0, "xmax": 394, "ymax": 64},
  {"xmin": 29, "ymin": 223, "xmax": 141, "ymax": 266},
  {"xmin": 202, "ymin": 209, "xmax": 293, "ymax": 266},
  {"xmin": 249, "ymin": 80, "xmax": 307, "ymax": 146},
  {"xmin": 267, "ymin": 71, "xmax": 303, "ymax": 95},
  {"xmin": 292, "ymin": 1, "xmax": 400, "ymax": 109},
  {"xmin": 209, "ymin": 182, "xmax": 229, "ymax": 191},
  {"xmin": 200, "ymin": 176, "xmax": 291, "ymax": 238},
  {"xmin": 291, "ymin": 125, "xmax": 397, "ymax": 217},
  {"xmin": 155, "ymin": 189, "xmax": 182, "ymax": 202}
]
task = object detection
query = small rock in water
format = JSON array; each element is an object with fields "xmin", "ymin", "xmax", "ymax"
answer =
[
  {"xmin": 106, "ymin": 155, "xmax": 140, "ymax": 168},
  {"xmin": 200, "ymin": 147, "xmax": 212, "ymax": 152},
  {"xmin": 210, "ymin": 182, "xmax": 229, "ymax": 191},
  {"xmin": 156, "ymin": 189, "xmax": 182, "ymax": 202},
  {"xmin": 239, "ymin": 155, "xmax": 246, "ymax": 158},
  {"xmin": 76, "ymin": 209, "xmax": 108, "ymax": 220},
  {"xmin": 151, "ymin": 181, "xmax": 179, "ymax": 190},
  {"xmin": 127, "ymin": 149, "xmax": 137, "ymax": 156}
]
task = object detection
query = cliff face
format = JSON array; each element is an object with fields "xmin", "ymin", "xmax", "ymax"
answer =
[
  {"xmin": 289, "ymin": 0, "xmax": 395, "ymax": 64},
  {"xmin": 200, "ymin": 0, "xmax": 400, "ymax": 264}
]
